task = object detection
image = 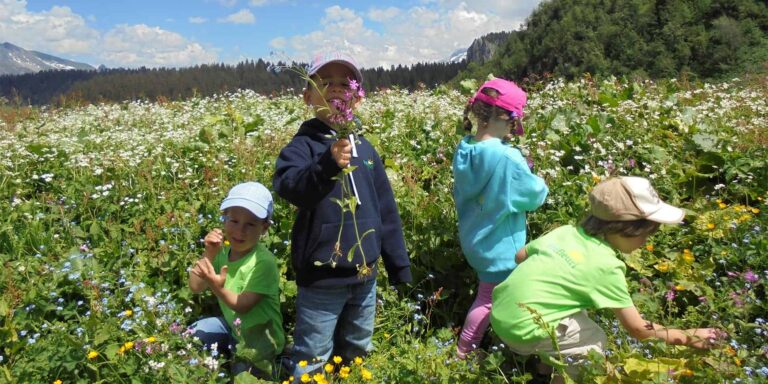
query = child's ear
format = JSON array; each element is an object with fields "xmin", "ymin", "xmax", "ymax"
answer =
[
  {"xmin": 351, "ymin": 96, "xmax": 364, "ymax": 109},
  {"xmin": 302, "ymin": 88, "xmax": 312, "ymax": 105}
]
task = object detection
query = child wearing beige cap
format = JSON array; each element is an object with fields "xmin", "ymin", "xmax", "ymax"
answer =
[{"xmin": 490, "ymin": 176, "xmax": 723, "ymax": 383}]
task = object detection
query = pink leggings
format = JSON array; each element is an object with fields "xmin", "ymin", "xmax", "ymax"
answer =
[{"xmin": 457, "ymin": 281, "xmax": 497, "ymax": 355}]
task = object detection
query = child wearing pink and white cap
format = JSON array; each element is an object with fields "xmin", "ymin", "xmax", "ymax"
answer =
[{"xmin": 452, "ymin": 78, "xmax": 549, "ymax": 358}]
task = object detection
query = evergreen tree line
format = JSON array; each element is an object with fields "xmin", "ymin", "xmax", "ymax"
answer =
[
  {"xmin": 460, "ymin": 0, "xmax": 768, "ymax": 82},
  {"xmin": 0, "ymin": 59, "xmax": 467, "ymax": 106}
]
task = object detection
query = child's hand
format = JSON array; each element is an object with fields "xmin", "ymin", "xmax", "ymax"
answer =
[
  {"xmin": 331, "ymin": 138, "xmax": 352, "ymax": 168},
  {"xmin": 203, "ymin": 229, "xmax": 224, "ymax": 260},
  {"xmin": 191, "ymin": 257, "xmax": 227, "ymax": 290},
  {"xmin": 687, "ymin": 328, "xmax": 726, "ymax": 349}
]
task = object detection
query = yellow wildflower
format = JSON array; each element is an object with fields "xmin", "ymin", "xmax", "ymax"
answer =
[
  {"xmin": 682, "ymin": 249, "xmax": 694, "ymax": 263},
  {"xmin": 339, "ymin": 366, "xmax": 351, "ymax": 378},
  {"xmin": 655, "ymin": 262, "xmax": 670, "ymax": 273},
  {"xmin": 312, "ymin": 373, "xmax": 325, "ymax": 382},
  {"xmin": 361, "ymin": 368, "xmax": 373, "ymax": 380},
  {"xmin": 677, "ymin": 369, "xmax": 694, "ymax": 377},
  {"xmin": 324, "ymin": 363, "xmax": 334, "ymax": 373},
  {"xmin": 224, "ymin": 240, "xmax": 230, "ymax": 246},
  {"xmin": 300, "ymin": 373, "xmax": 311, "ymax": 383},
  {"xmin": 298, "ymin": 360, "xmax": 308, "ymax": 368},
  {"xmin": 591, "ymin": 174, "xmax": 601, "ymax": 183},
  {"xmin": 145, "ymin": 336, "xmax": 156, "ymax": 343},
  {"xmin": 752, "ymin": 207, "xmax": 760, "ymax": 214},
  {"xmin": 333, "ymin": 355, "xmax": 343, "ymax": 364},
  {"xmin": 53, "ymin": 380, "xmax": 63, "ymax": 384},
  {"xmin": 354, "ymin": 356, "xmax": 363, "ymax": 365},
  {"xmin": 87, "ymin": 350, "xmax": 99, "ymax": 360},
  {"xmin": 282, "ymin": 381, "xmax": 290, "ymax": 384},
  {"xmin": 124, "ymin": 341, "xmax": 134, "ymax": 350},
  {"xmin": 718, "ymin": 202, "xmax": 727, "ymax": 209},
  {"xmin": 123, "ymin": 309, "xmax": 133, "ymax": 317},
  {"xmin": 674, "ymin": 285, "xmax": 685, "ymax": 291},
  {"xmin": 645, "ymin": 244, "xmax": 654, "ymax": 252},
  {"xmin": 706, "ymin": 223, "xmax": 715, "ymax": 229},
  {"xmin": 734, "ymin": 357, "xmax": 742, "ymax": 367},
  {"xmin": 317, "ymin": 378, "xmax": 329, "ymax": 384}
]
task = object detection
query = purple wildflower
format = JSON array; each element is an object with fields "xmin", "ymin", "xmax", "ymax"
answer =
[{"xmin": 743, "ymin": 270, "xmax": 759, "ymax": 283}]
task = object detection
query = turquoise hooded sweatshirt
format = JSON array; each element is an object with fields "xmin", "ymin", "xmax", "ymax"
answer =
[{"xmin": 452, "ymin": 136, "xmax": 548, "ymax": 283}]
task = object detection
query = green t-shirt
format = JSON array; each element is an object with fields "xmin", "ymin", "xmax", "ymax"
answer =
[
  {"xmin": 213, "ymin": 243, "xmax": 285, "ymax": 362},
  {"xmin": 491, "ymin": 225, "xmax": 634, "ymax": 343}
]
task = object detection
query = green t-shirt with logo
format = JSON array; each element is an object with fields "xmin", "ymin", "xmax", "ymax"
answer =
[
  {"xmin": 491, "ymin": 225, "xmax": 634, "ymax": 343},
  {"xmin": 213, "ymin": 243, "xmax": 284, "ymax": 364}
]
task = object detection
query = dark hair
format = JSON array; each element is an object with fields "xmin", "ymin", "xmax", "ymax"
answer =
[
  {"xmin": 462, "ymin": 87, "xmax": 516, "ymax": 142},
  {"xmin": 580, "ymin": 214, "xmax": 661, "ymax": 238}
]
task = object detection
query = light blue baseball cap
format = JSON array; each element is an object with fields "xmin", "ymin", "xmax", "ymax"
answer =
[{"xmin": 220, "ymin": 182, "xmax": 273, "ymax": 220}]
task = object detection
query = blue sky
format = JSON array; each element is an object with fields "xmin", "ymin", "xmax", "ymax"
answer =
[{"xmin": 2, "ymin": 0, "xmax": 544, "ymax": 69}]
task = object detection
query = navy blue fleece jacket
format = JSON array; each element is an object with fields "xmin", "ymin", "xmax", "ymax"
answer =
[{"xmin": 273, "ymin": 118, "xmax": 412, "ymax": 287}]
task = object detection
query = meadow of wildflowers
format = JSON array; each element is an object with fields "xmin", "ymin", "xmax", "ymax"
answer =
[{"xmin": 1, "ymin": 75, "xmax": 767, "ymax": 383}]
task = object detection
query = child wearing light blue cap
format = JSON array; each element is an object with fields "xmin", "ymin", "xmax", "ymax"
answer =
[{"xmin": 188, "ymin": 181, "xmax": 284, "ymax": 378}]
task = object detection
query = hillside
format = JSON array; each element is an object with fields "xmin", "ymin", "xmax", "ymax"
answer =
[
  {"xmin": 461, "ymin": 0, "xmax": 768, "ymax": 81},
  {"xmin": 0, "ymin": 42, "xmax": 94, "ymax": 76}
]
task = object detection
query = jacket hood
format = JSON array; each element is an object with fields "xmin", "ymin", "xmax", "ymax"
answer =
[
  {"xmin": 453, "ymin": 136, "xmax": 506, "ymax": 198},
  {"xmin": 296, "ymin": 118, "xmax": 336, "ymax": 141}
]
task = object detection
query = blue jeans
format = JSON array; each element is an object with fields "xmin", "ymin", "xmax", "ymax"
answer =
[
  {"xmin": 189, "ymin": 316, "xmax": 237, "ymax": 357},
  {"xmin": 290, "ymin": 279, "xmax": 376, "ymax": 381},
  {"xmin": 189, "ymin": 316, "xmax": 260, "ymax": 377}
]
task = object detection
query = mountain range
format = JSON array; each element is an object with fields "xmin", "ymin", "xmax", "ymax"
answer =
[{"xmin": 0, "ymin": 42, "xmax": 95, "ymax": 76}]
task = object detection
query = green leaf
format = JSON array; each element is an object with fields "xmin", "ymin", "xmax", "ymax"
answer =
[
  {"xmin": 622, "ymin": 356, "xmax": 686, "ymax": 380},
  {"xmin": 89, "ymin": 221, "xmax": 102, "ymax": 237},
  {"xmin": 94, "ymin": 328, "xmax": 110, "ymax": 345},
  {"xmin": 624, "ymin": 250, "xmax": 653, "ymax": 276},
  {"xmin": 329, "ymin": 198, "xmax": 345, "ymax": 209},
  {"xmin": 347, "ymin": 244, "xmax": 359, "ymax": 262},
  {"xmin": 692, "ymin": 133, "xmax": 719, "ymax": 152}
]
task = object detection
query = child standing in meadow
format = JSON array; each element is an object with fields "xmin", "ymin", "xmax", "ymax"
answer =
[
  {"xmin": 188, "ymin": 181, "xmax": 284, "ymax": 377},
  {"xmin": 453, "ymin": 78, "xmax": 548, "ymax": 359},
  {"xmin": 272, "ymin": 51, "xmax": 412, "ymax": 379},
  {"xmin": 491, "ymin": 176, "xmax": 723, "ymax": 382}
]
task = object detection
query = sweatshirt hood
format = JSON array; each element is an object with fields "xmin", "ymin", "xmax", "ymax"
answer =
[
  {"xmin": 453, "ymin": 136, "xmax": 506, "ymax": 197},
  {"xmin": 296, "ymin": 118, "xmax": 336, "ymax": 141}
]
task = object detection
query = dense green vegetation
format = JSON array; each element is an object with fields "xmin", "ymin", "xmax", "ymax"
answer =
[
  {"xmin": 0, "ymin": 60, "xmax": 466, "ymax": 106},
  {"xmin": 460, "ymin": 0, "xmax": 768, "ymax": 81},
  {"xmin": 1, "ymin": 74, "xmax": 766, "ymax": 382}
]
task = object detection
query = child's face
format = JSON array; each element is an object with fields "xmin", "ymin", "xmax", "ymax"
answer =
[
  {"xmin": 605, "ymin": 232, "xmax": 651, "ymax": 254},
  {"xmin": 222, "ymin": 206, "xmax": 269, "ymax": 256},
  {"xmin": 303, "ymin": 63, "xmax": 360, "ymax": 124}
]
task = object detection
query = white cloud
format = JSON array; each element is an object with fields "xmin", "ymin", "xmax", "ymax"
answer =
[
  {"xmin": 368, "ymin": 7, "xmax": 401, "ymax": 22},
  {"xmin": 270, "ymin": 1, "xmax": 529, "ymax": 68},
  {"xmin": 0, "ymin": 1, "xmax": 220, "ymax": 67},
  {"xmin": 101, "ymin": 24, "xmax": 217, "ymax": 67},
  {"xmin": 189, "ymin": 16, "xmax": 208, "ymax": 24},
  {"xmin": 0, "ymin": 3, "xmax": 99, "ymax": 54},
  {"xmin": 249, "ymin": 0, "xmax": 267, "ymax": 6},
  {"xmin": 217, "ymin": 0, "xmax": 238, "ymax": 7},
  {"xmin": 218, "ymin": 9, "xmax": 255, "ymax": 24}
]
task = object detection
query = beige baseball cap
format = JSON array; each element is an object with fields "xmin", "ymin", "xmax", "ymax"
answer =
[{"xmin": 589, "ymin": 176, "xmax": 685, "ymax": 223}]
